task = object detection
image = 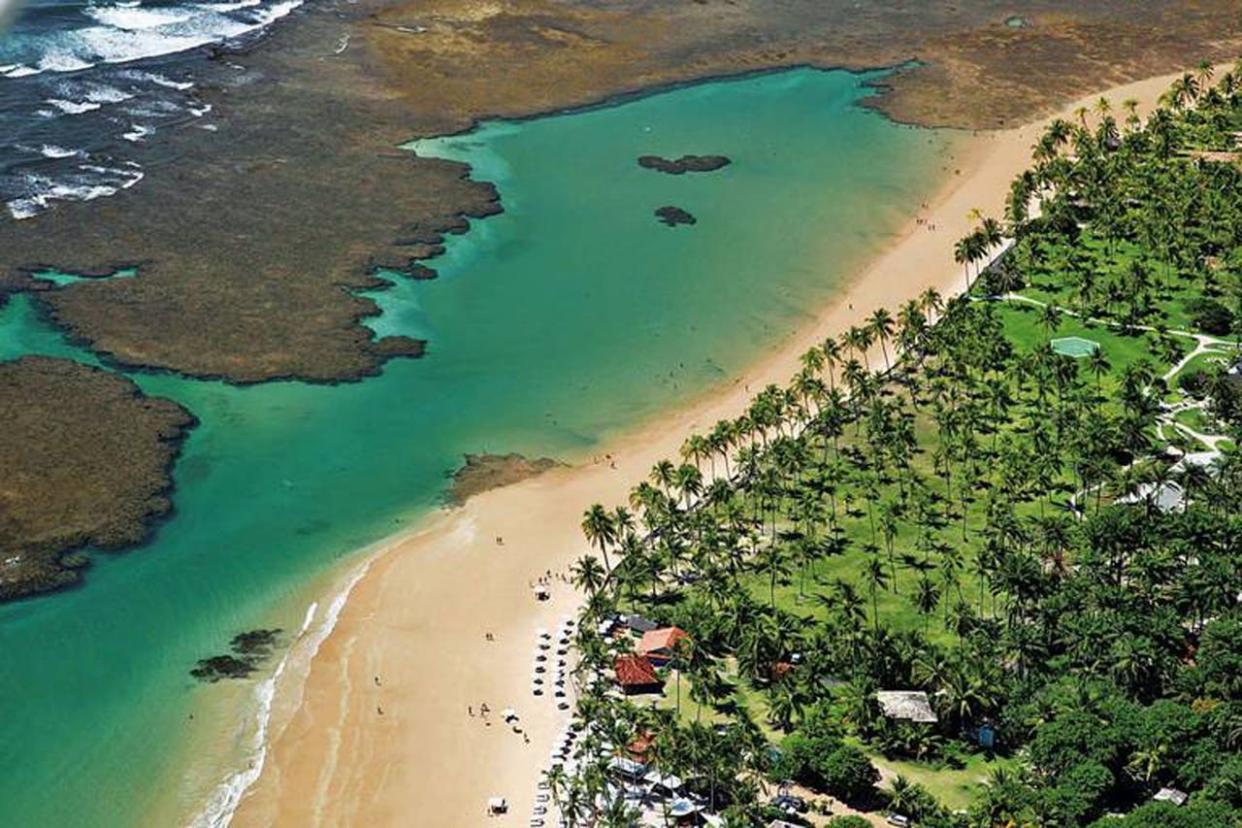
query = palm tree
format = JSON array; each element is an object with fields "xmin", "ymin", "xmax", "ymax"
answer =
[
  {"xmin": 913, "ymin": 576, "xmax": 941, "ymax": 632},
  {"xmin": 864, "ymin": 556, "xmax": 888, "ymax": 630},
  {"xmin": 571, "ymin": 554, "xmax": 606, "ymax": 598},
  {"xmin": 768, "ymin": 682, "xmax": 804, "ymax": 733},
  {"xmin": 581, "ymin": 504, "xmax": 617, "ymax": 573},
  {"xmin": 1039, "ymin": 303, "xmax": 1062, "ymax": 340},
  {"xmin": 650, "ymin": 459, "xmax": 676, "ymax": 495},
  {"xmin": 1087, "ymin": 347, "xmax": 1111, "ymax": 396},
  {"xmin": 868, "ymin": 307, "xmax": 896, "ymax": 372}
]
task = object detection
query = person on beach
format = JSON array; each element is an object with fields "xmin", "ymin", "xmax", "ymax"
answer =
[{"xmin": 469, "ymin": 705, "xmax": 475, "ymax": 717}]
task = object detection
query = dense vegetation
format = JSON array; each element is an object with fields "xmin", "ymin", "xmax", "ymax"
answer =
[{"xmin": 559, "ymin": 63, "xmax": 1242, "ymax": 827}]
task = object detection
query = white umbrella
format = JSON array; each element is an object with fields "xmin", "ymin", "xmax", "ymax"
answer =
[{"xmin": 537, "ymin": 628, "xmax": 551, "ymax": 639}]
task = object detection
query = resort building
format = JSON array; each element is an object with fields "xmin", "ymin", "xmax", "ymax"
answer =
[
  {"xmin": 623, "ymin": 613, "xmax": 659, "ymax": 635},
  {"xmin": 636, "ymin": 626, "xmax": 690, "ymax": 666},
  {"xmin": 875, "ymin": 690, "xmax": 939, "ymax": 723},
  {"xmin": 614, "ymin": 653, "xmax": 663, "ymax": 695}
]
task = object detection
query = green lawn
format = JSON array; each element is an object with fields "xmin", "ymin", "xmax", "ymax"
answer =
[{"xmin": 871, "ymin": 752, "xmax": 1016, "ymax": 812}]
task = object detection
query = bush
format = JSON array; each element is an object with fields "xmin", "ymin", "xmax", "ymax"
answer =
[
  {"xmin": 1203, "ymin": 755, "xmax": 1242, "ymax": 807},
  {"xmin": 1177, "ymin": 368, "xmax": 1210, "ymax": 397},
  {"xmin": 817, "ymin": 744, "xmax": 879, "ymax": 803},
  {"xmin": 1185, "ymin": 297, "xmax": 1234, "ymax": 336},
  {"xmin": 773, "ymin": 732, "xmax": 826, "ymax": 784},
  {"xmin": 826, "ymin": 817, "xmax": 871, "ymax": 828},
  {"xmin": 1090, "ymin": 800, "xmax": 1241, "ymax": 828},
  {"xmin": 1050, "ymin": 761, "xmax": 1115, "ymax": 823}
]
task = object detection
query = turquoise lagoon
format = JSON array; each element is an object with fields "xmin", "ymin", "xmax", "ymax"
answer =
[{"xmin": 0, "ymin": 68, "xmax": 955, "ymax": 826}]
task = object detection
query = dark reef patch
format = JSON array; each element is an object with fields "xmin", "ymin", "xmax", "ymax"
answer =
[
  {"xmin": 655, "ymin": 206, "xmax": 696, "ymax": 227},
  {"xmin": 446, "ymin": 453, "xmax": 564, "ymax": 506},
  {"xmin": 0, "ymin": 356, "xmax": 195, "ymax": 602},
  {"xmin": 191, "ymin": 628, "xmax": 282, "ymax": 682},
  {"xmin": 638, "ymin": 154, "xmax": 731, "ymax": 175}
]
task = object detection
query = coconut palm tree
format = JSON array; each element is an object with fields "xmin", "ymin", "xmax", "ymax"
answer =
[
  {"xmin": 581, "ymin": 504, "xmax": 617, "ymax": 573},
  {"xmin": 868, "ymin": 307, "xmax": 896, "ymax": 372},
  {"xmin": 913, "ymin": 576, "xmax": 941, "ymax": 632}
]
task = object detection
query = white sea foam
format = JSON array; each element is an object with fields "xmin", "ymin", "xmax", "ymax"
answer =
[
  {"xmin": 7, "ymin": 198, "xmax": 42, "ymax": 220},
  {"xmin": 122, "ymin": 123, "xmax": 154, "ymax": 141},
  {"xmin": 194, "ymin": 0, "xmax": 262, "ymax": 11},
  {"xmin": 37, "ymin": 50, "xmax": 94, "ymax": 74},
  {"xmin": 46, "ymin": 98, "xmax": 102, "ymax": 114},
  {"xmin": 40, "ymin": 144, "xmax": 82, "ymax": 158},
  {"xmin": 118, "ymin": 68, "xmax": 195, "ymax": 90},
  {"xmin": 188, "ymin": 561, "xmax": 372, "ymax": 828},
  {"xmin": 85, "ymin": 5, "xmax": 197, "ymax": 31},
  {"xmin": 4, "ymin": 0, "xmax": 306, "ymax": 82},
  {"xmin": 5, "ymin": 164, "xmax": 144, "ymax": 220},
  {"xmin": 83, "ymin": 84, "xmax": 135, "ymax": 103}
]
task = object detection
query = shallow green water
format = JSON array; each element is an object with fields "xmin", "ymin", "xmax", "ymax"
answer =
[{"xmin": 0, "ymin": 68, "xmax": 952, "ymax": 826}]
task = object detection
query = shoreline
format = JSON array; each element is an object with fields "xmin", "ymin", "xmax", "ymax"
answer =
[{"xmin": 221, "ymin": 67, "xmax": 1195, "ymax": 827}]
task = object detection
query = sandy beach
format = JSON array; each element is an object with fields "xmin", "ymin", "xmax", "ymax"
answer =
[{"xmin": 226, "ymin": 68, "xmax": 1197, "ymax": 828}]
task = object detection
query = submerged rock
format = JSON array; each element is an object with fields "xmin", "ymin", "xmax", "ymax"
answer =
[
  {"xmin": 190, "ymin": 655, "xmax": 258, "ymax": 682},
  {"xmin": 638, "ymin": 154, "xmax": 731, "ymax": 175},
  {"xmin": 191, "ymin": 628, "xmax": 283, "ymax": 682},
  {"xmin": 230, "ymin": 628, "xmax": 281, "ymax": 655},
  {"xmin": 655, "ymin": 206, "xmax": 696, "ymax": 227}
]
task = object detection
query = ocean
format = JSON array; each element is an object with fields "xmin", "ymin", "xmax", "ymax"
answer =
[
  {"xmin": 0, "ymin": 25, "xmax": 957, "ymax": 825},
  {"xmin": 0, "ymin": 0, "xmax": 300, "ymax": 219}
]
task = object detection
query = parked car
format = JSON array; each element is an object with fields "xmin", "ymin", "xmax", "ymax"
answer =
[{"xmin": 770, "ymin": 793, "xmax": 807, "ymax": 814}]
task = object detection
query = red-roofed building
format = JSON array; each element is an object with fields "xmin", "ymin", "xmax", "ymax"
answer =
[
  {"xmin": 614, "ymin": 654, "xmax": 662, "ymax": 695},
  {"xmin": 636, "ymin": 626, "xmax": 689, "ymax": 666}
]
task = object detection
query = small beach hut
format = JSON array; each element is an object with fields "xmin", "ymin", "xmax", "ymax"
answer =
[
  {"xmin": 614, "ymin": 654, "xmax": 662, "ymax": 695},
  {"xmin": 623, "ymin": 613, "xmax": 658, "ymax": 635},
  {"xmin": 876, "ymin": 690, "xmax": 939, "ymax": 723},
  {"xmin": 636, "ymin": 626, "xmax": 689, "ymax": 666},
  {"xmin": 607, "ymin": 755, "xmax": 648, "ymax": 782},
  {"xmin": 667, "ymin": 798, "xmax": 703, "ymax": 825},
  {"xmin": 1152, "ymin": 787, "xmax": 1188, "ymax": 807},
  {"xmin": 644, "ymin": 768, "xmax": 684, "ymax": 797}
]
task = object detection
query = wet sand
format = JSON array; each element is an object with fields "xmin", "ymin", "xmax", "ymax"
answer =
[{"xmin": 228, "ymin": 68, "xmax": 1199, "ymax": 827}]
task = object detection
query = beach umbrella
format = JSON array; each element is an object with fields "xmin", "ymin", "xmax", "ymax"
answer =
[
  {"xmin": 531, "ymin": 685, "xmax": 544, "ymax": 696},
  {"xmin": 537, "ymin": 628, "xmax": 550, "ymax": 638},
  {"xmin": 502, "ymin": 707, "xmax": 518, "ymax": 721}
]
